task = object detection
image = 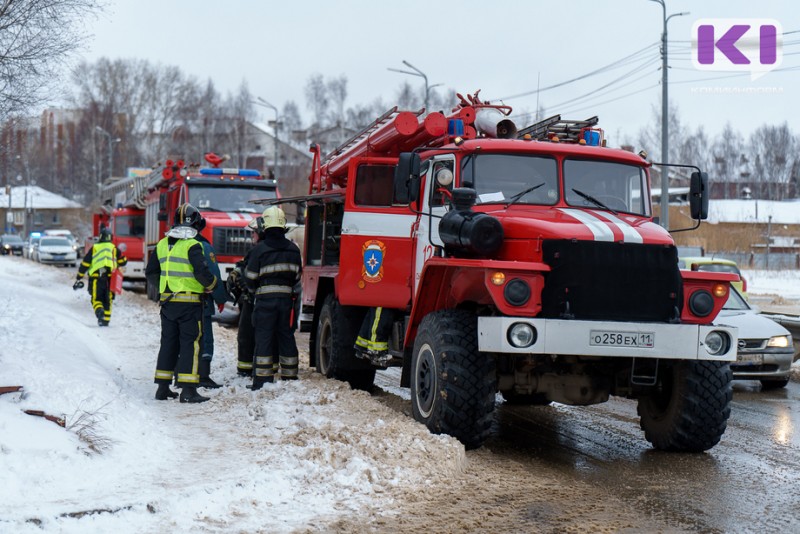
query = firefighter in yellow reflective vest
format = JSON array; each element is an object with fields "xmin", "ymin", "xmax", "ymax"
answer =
[
  {"xmin": 145, "ymin": 204, "xmax": 218, "ymax": 403},
  {"xmin": 74, "ymin": 227, "xmax": 127, "ymax": 326}
]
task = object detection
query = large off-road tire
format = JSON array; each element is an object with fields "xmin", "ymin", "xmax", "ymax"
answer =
[
  {"xmin": 411, "ymin": 310, "xmax": 496, "ymax": 450},
  {"xmin": 760, "ymin": 377, "xmax": 789, "ymax": 390},
  {"xmin": 315, "ymin": 294, "xmax": 375, "ymax": 392},
  {"xmin": 501, "ymin": 391, "xmax": 551, "ymax": 406},
  {"xmin": 637, "ymin": 360, "xmax": 733, "ymax": 452}
]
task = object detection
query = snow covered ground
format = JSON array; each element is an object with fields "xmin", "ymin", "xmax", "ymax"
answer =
[
  {"xmin": 0, "ymin": 257, "xmax": 464, "ymax": 533},
  {"xmin": 0, "ymin": 257, "xmax": 798, "ymax": 533}
]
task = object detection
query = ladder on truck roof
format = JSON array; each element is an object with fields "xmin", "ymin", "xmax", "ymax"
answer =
[
  {"xmin": 517, "ymin": 114, "xmax": 599, "ymax": 143},
  {"xmin": 322, "ymin": 107, "xmax": 398, "ymax": 165},
  {"xmin": 100, "ymin": 172, "xmax": 154, "ymax": 210}
]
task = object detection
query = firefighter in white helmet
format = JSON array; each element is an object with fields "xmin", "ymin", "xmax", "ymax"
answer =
[{"xmin": 244, "ymin": 205, "xmax": 302, "ymax": 389}]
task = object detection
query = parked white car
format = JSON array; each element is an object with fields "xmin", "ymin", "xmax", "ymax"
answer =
[
  {"xmin": 36, "ymin": 237, "xmax": 78, "ymax": 267},
  {"xmin": 720, "ymin": 287, "xmax": 794, "ymax": 390}
]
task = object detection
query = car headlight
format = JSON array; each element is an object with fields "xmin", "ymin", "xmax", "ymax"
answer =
[{"xmin": 767, "ymin": 335, "xmax": 791, "ymax": 348}]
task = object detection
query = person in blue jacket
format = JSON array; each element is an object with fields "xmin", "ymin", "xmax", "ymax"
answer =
[{"xmin": 195, "ymin": 216, "xmax": 229, "ymax": 389}]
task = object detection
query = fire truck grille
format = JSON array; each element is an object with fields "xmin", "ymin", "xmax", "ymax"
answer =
[
  {"xmin": 540, "ymin": 240, "xmax": 682, "ymax": 323},
  {"xmin": 212, "ymin": 227, "xmax": 252, "ymax": 257}
]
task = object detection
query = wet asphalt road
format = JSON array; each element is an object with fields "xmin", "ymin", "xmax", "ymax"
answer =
[{"xmin": 482, "ymin": 379, "xmax": 800, "ymax": 533}]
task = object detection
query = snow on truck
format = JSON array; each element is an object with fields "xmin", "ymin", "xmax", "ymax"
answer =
[
  {"xmin": 96, "ymin": 153, "xmax": 277, "ymax": 298},
  {"xmin": 259, "ymin": 92, "xmax": 739, "ymax": 452}
]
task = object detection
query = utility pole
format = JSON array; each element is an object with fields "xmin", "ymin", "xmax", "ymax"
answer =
[
  {"xmin": 255, "ymin": 97, "xmax": 280, "ymax": 178},
  {"xmin": 387, "ymin": 60, "xmax": 442, "ymax": 112},
  {"xmin": 650, "ymin": 0, "xmax": 688, "ymax": 229},
  {"xmin": 95, "ymin": 126, "xmax": 121, "ymax": 183}
]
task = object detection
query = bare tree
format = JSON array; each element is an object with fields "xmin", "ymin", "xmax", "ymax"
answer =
[
  {"xmin": 326, "ymin": 74, "xmax": 347, "ymax": 127},
  {"xmin": 281, "ymin": 100, "xmax": 302, "ymax": 146},
  {"xmin": 711, "ymin": 123, "xmax": 746, "ymax": 198},
  {"xmin": 304, "ymin": 73, "xmax": 329, "ymax": 130},
  {"xmin": 0, "ymin": 0, "xmax": 102, "ymax": 122},
  {"xmin": 749, "ymin": 123, "xmax": 796, "ymax": 200},
  {"xmin": 395, "ymin": 81, "xmax": 421, "ymax": 110}
]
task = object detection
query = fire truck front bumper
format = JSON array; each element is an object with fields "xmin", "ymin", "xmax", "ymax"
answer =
[{"xmin": 477, "ymin": 317, "xmax": 738, "ymax": 362}]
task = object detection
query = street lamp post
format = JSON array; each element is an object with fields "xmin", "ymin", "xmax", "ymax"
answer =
[
  {"xmin": 650, "ymin": 0, "xmax": 689, "ymax": 229},
  {"xmin": 255, "ymin": 97, "xmax": 280, "ymax": 177},
  {"xmin": 95, "ymin": 126, "xmax": 121, "ymax": 183},
  {"xmin": 387, "ymin": 60, "xmax": 442, "ymax": 112}
]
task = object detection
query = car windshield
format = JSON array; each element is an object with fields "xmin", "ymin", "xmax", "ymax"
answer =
[
  {"xmin": 3, "ymin": 235, "xmax": 22, "ymax": 243},
  {"xmin": 723, "ymin": 287, "xmax": 750, "ymax": 310},
  {"xmin": 188, "ymin": 184, "xmax": 278, "ymax": 213},
  {"xmin": 40, "ymin": 238, "xmax": 70, "ymax": 247},
  {"xmin": 696, "ymin": 263, "xmax": 741, "ymax": 276},
  {"xmin": 460, "ymin": 154, "xmax": 559, "ymax": 205},
  {"xmin": 563, "ymin": 159, "xmax": 649, "ymax": 216}
]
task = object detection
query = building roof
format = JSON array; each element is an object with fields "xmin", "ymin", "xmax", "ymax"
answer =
[{"xmin": 0, "ymin": 186, "xmax": 82, "ymax": 210}]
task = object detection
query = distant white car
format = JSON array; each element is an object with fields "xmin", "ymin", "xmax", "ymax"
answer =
[
  {"xmin": 36, "ymin": 237, "xmax": 78, "ymax": 267},
  {"xmin": 720, "ymin": 287, "xmax": 794, "ymax": 389}
]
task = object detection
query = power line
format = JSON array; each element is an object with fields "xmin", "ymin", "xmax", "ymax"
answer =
[
  {"xmin": 498, "ymin": 42, "xmax": 658, "ymax": 101},
  {"xmin": 542, "ymin": 59, "xmax": 661, "ymax": 113},
  {"xmin": 557, "ymin": 84, "xmax": 660, "ymax": 118}
]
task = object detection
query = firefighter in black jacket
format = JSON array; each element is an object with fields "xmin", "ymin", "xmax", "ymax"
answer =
[
  {"xmin": 73, "ymin": 227, "xmax": 127, "ymax": 326},
  {"xmin": 228, "ymin": 217, "xmax": 259, "ymax": 377},
  {"xmin": 244, "ymin": 206, "xmax": 302, "ymax": 389},
  {"xmin": 145, "ymin": 203, "xmax": 218, "ymax": 403}
]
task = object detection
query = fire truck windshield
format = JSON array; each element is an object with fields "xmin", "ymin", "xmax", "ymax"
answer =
[
  {"xmin": 460, "ymin": 154, "xmax": 559, "ymax": 206},
  {"xmin": 188, "ymin": 184, "xmax": 278, "ymax": 213},
  {"xmin": 114, "ymin": 215, "xmax": 145, "ymax": 237},
  {"xmin": 563, "ymin": 159, "xmax": 648, "ymax": 216}
]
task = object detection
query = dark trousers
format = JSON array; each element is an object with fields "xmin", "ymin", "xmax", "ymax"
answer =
[
  {"xmin": 201, "ymin": 311, "xmax": 214, "ymax": 360},
  {"xmin": 236, "ymin": 298, "xmax": 256, "ymax": 375},
  {"xmin": 252, "ymin": 297, "xmax": 298, "ymax": 379},
  {"xmin": 89, "ymin": 275, "xmax": 112, "ymax": 322},
  {"xmin": 154, "ymin": 302, "xmax": 203, "ymax": 387}
]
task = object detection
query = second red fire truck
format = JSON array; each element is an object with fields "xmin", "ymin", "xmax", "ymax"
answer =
[{"xmin": 96, "ymin": 153, "xmax": 278, "ymax": 299}]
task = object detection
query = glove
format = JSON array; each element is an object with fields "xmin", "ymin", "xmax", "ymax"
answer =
[
  {"xmin": 73, "ymin": 280, "xmax": 84, "ymax": 291},
  {"xmin": 217, "ymin": 303, "xmax": 225, "ymax": 313}
]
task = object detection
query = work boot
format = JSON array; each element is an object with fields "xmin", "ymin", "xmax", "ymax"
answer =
[
  {"xmin": 155, "ymin": 383, "xmax": 178, "ymax": 400},
  {"xmin": 179, "ymin": 387, "xmax": 210, "ymax": 403},
  {"xmin": 198, "ymin": 359, "xmax": 221, "ymax": 389},
  {"xmin": 247, "ymin": 376, "xmax": 273, "ymax": 390}
]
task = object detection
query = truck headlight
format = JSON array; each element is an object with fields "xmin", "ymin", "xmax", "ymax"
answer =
[
  {"xmin": 704, "ymin": 331, "xmax": 730, "ymax": 355},
  {"xmin": 767, "ymin": 335, "xmax": 790, "ymax": 348},
  {"xmin": 507, "ymin": 322, "xmax": 536, "ymax": 348}
]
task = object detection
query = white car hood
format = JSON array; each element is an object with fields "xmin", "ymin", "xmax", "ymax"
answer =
[
  {"xmin": 717, "ymin": 309, "xmax": 790, "ymax": 340},
  {"xmin": 39, "ymin": 246, "xmax": 75, "ymax": 254}
]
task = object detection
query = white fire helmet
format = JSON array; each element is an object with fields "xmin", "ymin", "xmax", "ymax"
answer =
[{"xmin": 261, "ymin": 206, "xmax": 286, "ymax": 230}]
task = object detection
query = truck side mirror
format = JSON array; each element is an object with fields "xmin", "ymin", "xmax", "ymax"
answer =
[
  {"xmin": 157, "ymin": 192, "xmax": 169, "ymax": 221},
  {"xmin": 689, "ymin": 171, "xmax": 709, "ymax": 220},
  {"xmin": 394, "ymin": 152, "xmax": 421, "ymax": 204}
]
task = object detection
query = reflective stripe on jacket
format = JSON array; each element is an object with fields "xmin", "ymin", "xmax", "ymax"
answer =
[
  {"xmin": 156, "ymin": 237, "xmax": 204, "ymax": 294},
  {"xmin": 88, "ymin": 242, "xmax": 116, "ymax": 275}
]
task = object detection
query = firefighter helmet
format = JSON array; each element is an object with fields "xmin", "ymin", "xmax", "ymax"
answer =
[
  {"xmin": 261, "ymin": 206, "xmax": 286, "ymax": 230},
  {"xmin": 98, "ymin": 227, "xmax": 112, "ymax": 243},
  {"xmin": 174, "ymin": 203, "xmax": 202, "ymax": 229}
]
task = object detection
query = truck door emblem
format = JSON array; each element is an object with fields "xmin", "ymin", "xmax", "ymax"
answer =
[{"xmin": 362, "ymin": 240, "xmax": 386, "ymax": 283}]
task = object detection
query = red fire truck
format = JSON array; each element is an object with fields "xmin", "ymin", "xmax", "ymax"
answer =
[
  {"xmin": 97, "ymin": 154, "xmax": 277, "ymax": 299},
  {"xmin": 267, "ymin": 93, "xmax": 738, "ymax": 452}
]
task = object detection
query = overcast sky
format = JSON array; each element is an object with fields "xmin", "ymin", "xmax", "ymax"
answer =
[{"xmin": 73, "ymin": 0, "xmax": 798, "ymax": 148}]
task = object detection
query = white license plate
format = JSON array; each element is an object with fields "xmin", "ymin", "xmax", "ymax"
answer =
[
  {"xmin": 736, "ymin": 353, "xmax": 763, "ymax": 365},
  {"xmin": 590, "ymin": 330, "xmax": 655, "ymax": 348}
]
